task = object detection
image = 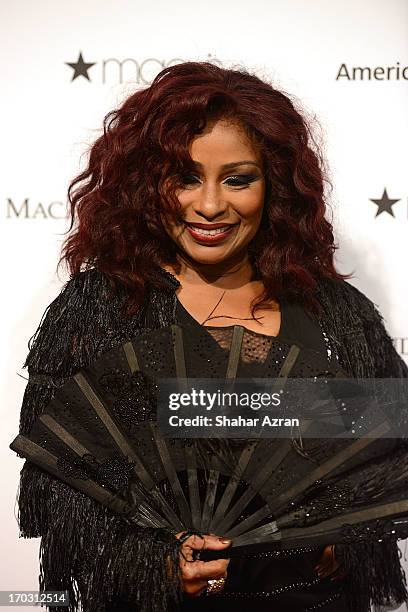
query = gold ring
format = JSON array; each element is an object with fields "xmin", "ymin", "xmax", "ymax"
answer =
[{"xmin": 206, "ymin": 577, "xmax": 226, "ymax": 595}]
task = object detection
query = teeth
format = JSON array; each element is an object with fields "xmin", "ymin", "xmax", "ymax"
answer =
[{"xmin": 189, "ymin": 225, "xmax": 232, "ymax": 236}]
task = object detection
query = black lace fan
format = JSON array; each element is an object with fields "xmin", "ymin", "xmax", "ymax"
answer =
[{"xmin": 10, "ymin": 322, "xmax": 408, "ymax": 558}]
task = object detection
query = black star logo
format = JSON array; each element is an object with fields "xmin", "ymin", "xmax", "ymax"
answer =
[
  {"xmin": 370, "ymin": 188, "xmax": 400, "ymax": 218},
  {"xmin": 65, "ymin": 51, "xmax": 96, "ymax": 81}
]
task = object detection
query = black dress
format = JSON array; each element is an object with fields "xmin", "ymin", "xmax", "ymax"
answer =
[{"xmin": 174, "ymin": 296, "xmax": 349, "ymax": 612}]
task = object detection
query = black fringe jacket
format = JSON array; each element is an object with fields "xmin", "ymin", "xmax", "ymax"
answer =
[{"xmin": 15, "ymin": 266, "xmax": 408, "ymax": 612}]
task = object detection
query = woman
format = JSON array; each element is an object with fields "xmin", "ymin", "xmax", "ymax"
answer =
[{"xmin": 16, "ymin": 61, "xmax": 408, "ymax": 612}]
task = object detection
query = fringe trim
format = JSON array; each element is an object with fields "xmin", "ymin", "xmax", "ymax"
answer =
[
  {"xmin": 17, "ymin": 463, "xmax": 51, "ymax": 538},
  {"xmin": 316, "ymin": 277, "xmax": 408, "ymax": 379},
  {"xmin": 336, "ymin": 537, "xmax": 408, "ymax": 612},
  {"xmin": 313, "ymin": 277, "xmax": 408, "ymax": 610},
  {"xmin": 31, "ymin": 472, "xmax": 182, "ymax": 612},
  {"xmin": 19, "ymin": 379, "xmax": 56, "ymax": 439},
  {"xmin": 16, "ymin": 267, "xmax": 182, "ymax": 611},
  {"xmin": 22, "ymin": 268, "xmax": 143, "ymax": 378}
]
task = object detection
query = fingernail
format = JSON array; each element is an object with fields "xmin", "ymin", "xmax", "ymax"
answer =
[{"xmin": 219, "ymin": 538, "xmax": 232, "ymax": 544}]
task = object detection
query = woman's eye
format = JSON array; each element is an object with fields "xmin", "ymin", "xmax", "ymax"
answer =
[
  {"xmin": 179, "ymin": 173, "xmax": 259, "ymax": 188},
  {"xmin": 180, "ymin": 174, "xmax": 201, "ymax": 186},
  {"xmin": 223, "ymin": 174, "xmax": 258, "ymax": 187}
]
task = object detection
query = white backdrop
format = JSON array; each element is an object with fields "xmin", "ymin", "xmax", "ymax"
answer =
[{"xmin": 1, "ymin": 0, "xmax": 407, "ymax": 610}]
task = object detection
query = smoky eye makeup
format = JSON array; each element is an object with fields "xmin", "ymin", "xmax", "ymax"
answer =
[
  {"xmin": 180, "ymin": 171, "xmax": 262, "ymax": 188},
  {"xmin": 223, "ymin": 173, "xmax": 260, "ymax": 187},
  {"xmin": 179, "ymin": 174, "xmax": 201, "ymax": 187}
]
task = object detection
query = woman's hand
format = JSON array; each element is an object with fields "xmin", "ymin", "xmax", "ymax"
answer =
[
  {"xmin": 315, "ymin": 544, "xmax": 347, "ymax": 581},
  {"xmin": 176, "ymin": 532, "xmax": 232, "ymax": 597}
]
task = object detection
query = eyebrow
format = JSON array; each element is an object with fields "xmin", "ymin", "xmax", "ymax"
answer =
[{"xmin": 192, "ymin": 160, "xmax": 261, "ymax": 170}]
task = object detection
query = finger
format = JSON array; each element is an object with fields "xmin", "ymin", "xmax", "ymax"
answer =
[
  {"xmin": 316, "ymin": 560, "xmax": 344, "ymax": 580},
  {"xmin": 181, "ymin": 534, "xmax": 206, "ymax": 551},
  {"xmin": 179, "ymin": 548, "xmax": 195, "ymax": 564},
  {"xmin": 182, "ymin": 559, "xmax": 229, "ymax": 582},
  {"xmin": 200, "ymin": 534, "xmax": 233, "ymax": 550},
  {"xmin": 316, "ymin": 564, "xmax": 336, "ymax": 579},
  {"xmin": 182, "ymin": 533, "xmax": 232, "ymax": 550},
  {"xmin": 330, "ymin": 566, "xmax": 348, "ymax": 582},
  {"xmin": 183, "ymin": 579, "xmax": 209, "ymax": 596},
  {"xmin": 181, "ymin": 533, "xmax": 232, "ymax": 558}
]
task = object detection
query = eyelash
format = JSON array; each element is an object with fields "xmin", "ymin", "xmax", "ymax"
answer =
[{"xmin": 181, "ymin": 174, "xmax": 258, "ymax": 188}]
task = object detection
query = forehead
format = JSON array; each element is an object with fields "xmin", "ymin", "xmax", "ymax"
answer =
[{"xmin": 189, "ymin": 119, "xmax": 261, "ymax": 162}]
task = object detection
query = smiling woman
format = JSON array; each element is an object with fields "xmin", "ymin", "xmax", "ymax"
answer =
[
  {"xmin": 15, "ymin": 61, "xmax": 408, "ymax": 612},
  {"xmin": 161, "ymin": 119, "xmax": 265, "ymax": 260},
  {"xmin": 61, "ymin": 60, "xmax": 341, "ymax": 321},
  {"xmin": 158, "ymin": 118, "xmax": 283, "ymax": 337}
]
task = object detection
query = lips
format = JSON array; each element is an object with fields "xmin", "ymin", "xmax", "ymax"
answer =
[
  {"xmin": 186, "ymin": 222, "xmax": 236, "ymax": 230},
  {"xmin": 185, "ymin": 222, "xmax": 238, "ymax": 244}
]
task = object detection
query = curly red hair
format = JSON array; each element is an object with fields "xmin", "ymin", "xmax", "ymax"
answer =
[{"xmin": 60, "ymin": 61, "xmax": 348, "ymax": 317}]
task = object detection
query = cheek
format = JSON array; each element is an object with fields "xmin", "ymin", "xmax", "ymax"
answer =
[
  {"xmin": 160, "ymin": 212, "xmax": 183, "ymax": 242},
  {"xmin": 175, "ymin": 189, "xmax": 192, "ymax": 210},
  {"xmin": 234, "ymin": 189, "xmax": 265, "ymax": 221}
]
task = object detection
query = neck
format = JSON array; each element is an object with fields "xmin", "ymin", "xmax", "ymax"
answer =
[{"xmin": 163, "ymin": 251, "xmax": 257, "ymax": 290}]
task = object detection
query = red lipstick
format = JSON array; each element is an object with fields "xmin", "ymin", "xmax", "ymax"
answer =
[{"xmin": 185, "ymin": 222, "xmax": 238, "ymax": 244}]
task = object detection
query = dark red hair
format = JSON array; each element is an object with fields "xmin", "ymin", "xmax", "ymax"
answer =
[{"xmin": 60, "ymin": 61, "xmax": 348, "ymax": 317}]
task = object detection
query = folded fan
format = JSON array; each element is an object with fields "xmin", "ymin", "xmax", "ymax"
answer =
[{"xmin": 10, "ymin": 322, "xmax": 408, "ymax": 557}]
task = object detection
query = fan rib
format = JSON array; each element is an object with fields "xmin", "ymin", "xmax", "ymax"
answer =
[
  {"xmin": 224, "ymin": 505, "xmax": 272, "ymax": 538},
  {"xmin": 213, "ymin": 344, "xmax": 303, "ymax": 534},
  {"xmin": 184, "ymin": 444, "xmax": 201, "ymax": 530},
  {"xmin": 229, "ymin": 520, "xmax": 279, "ymax": 546},
  {"xmin": 278, "ymin": 345, "xmax": 301, "ymax": 379},
  {"xmin": 74, "ymin": 373, "xmax": 140, "ymax": 463},
  {"xmin": 238, "ymin": 500, "xmax": 408, "ymax": 550},
  {"xmin": 222, "ymin": 420, "xmax": 392, "ymax": 541},
  {"xmin": 225, "ymin": 326, "xmax": 244, "ymax": 381},
  {"xmin": 267, "ymin": 419, "xmax": 392, "ymax": 515},
  {"xmin": 39, "ymin": 412, "xmax": 177, "ymax": 529},
  {"xmin": 39, "ymin": 413, "xmax": 91, "ymax": 457},
  {"xmin": 10, "ymin": 435, "xmax": 136, "ymax": 518},
  {"xmin": 73, "ymin": 373, "xmax": 184, "ymax": 530},
  {"xmin": 201, "ymin": 464, "xmax": 220, "ymax": 532},
  {"xmin": 171, "ymin": 324, "xmax": 190, "ymax": 396},
  {"xmin": 123, "ymin": 341, "xmax": 140, "ymax": 372},
  {"xmin": 211, "ymin": 443, "xmax": 258, "ymax": 529},
  {"xmin": 214, "ymin": 438, "xmax": 297, "ymax": 534},
  {"xmin": 150, "ymin": 423, "xmax": 192, "ymax": 528}
]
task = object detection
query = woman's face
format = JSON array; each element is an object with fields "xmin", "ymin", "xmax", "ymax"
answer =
[{"xmin": 162, "ymin": 118, "xmax": 265, "ymax": 267}]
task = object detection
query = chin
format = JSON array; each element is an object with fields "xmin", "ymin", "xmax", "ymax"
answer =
[
  {"xmin": 188, "ymin": 255, "xmax": 229, "ymax": 265},
  {"xmin": 182, "ymin": 247, "xmax": 232, "ymax": 266}
]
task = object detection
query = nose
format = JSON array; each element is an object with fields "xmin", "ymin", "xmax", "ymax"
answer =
[{"xmin": 193, "ymin": 182, "xmax": 228, "ymax": 220}]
